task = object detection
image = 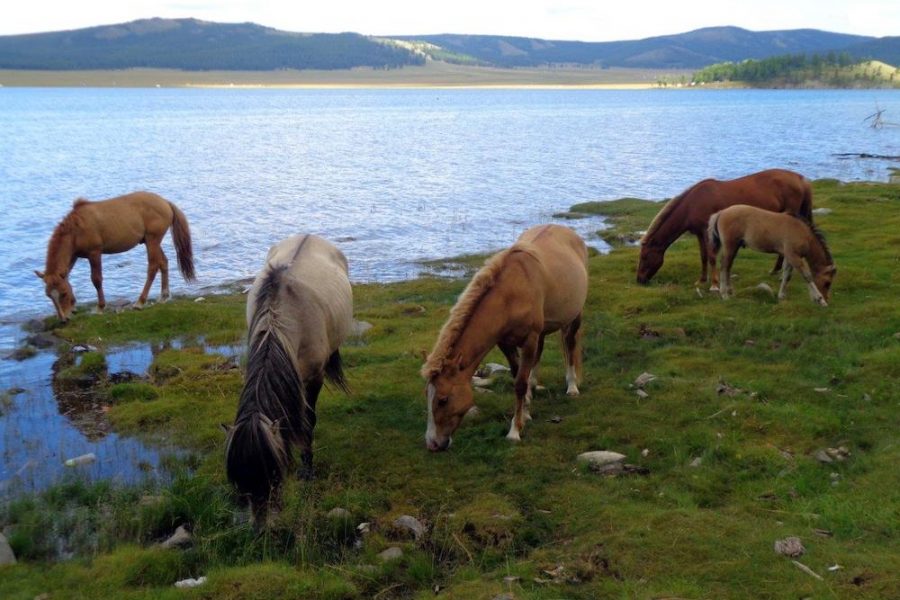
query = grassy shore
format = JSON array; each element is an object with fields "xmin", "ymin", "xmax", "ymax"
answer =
[
  {"xmin": 0, "ymin": 64, "xmax": 690, "ymax": 88},
  {"xmin": 1, "ymin": 179, "xmax": 899, "ymax": 599}
]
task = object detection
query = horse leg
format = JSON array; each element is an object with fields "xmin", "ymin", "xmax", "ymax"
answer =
[
  {"xmin": 498, "ymin": 341, "xmax": 520, "ymax": 379},
  {"xmin": 523, "ymin": 333, "xmax": 545, "ymax": 420},
  {"xmin": 298, "ymin": 377, "xmax": 323, "ymax": 481},
  {"xmin": 778, "ymin": 262, "xmax": 794, "ymax": 301},
  {"xmin": 793, "ymin": 257, "xmax": 827, "ymax": 306},
  {"xmin": 771, "ymin": 254, "xmax": 784, "ymax": 276},
  {"xmin": 158, "ymin": 246, "xmax": 170, "ymax": 302},
  {"xmin": 137, "ymin": 237, "xmax": 163, "ymax": 308},
  {"xmin": 721, "ymin": 245, "xmax": 739, "ymax": 299},
  {"xmin": 562, "ymin": 313, "xmax": 583, "ymax": 396},
  {"xmin": 88, "ymin": 252, "xmax": 105, "ymax": 313},
  {"xmin": 695, "ymin": 232, "xmax": 709, "ymax": 287},
  {"xmin": 507, "ymin": 333, "xmax": 539, "ymax": 442}
]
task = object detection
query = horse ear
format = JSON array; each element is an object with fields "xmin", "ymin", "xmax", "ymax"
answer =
[
  {"xmin": 219, "ymin": 423, "xmax": 233, "ymax": 435},
  {"xmin": 34, "ymin": 270, "xmax": 45, "ymax": 280}
]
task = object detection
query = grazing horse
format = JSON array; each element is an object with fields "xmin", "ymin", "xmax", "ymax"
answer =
[
  {"xmin": 422, "ymin": 224, "xmax": 588, "ymax": 451},
  {"xmin": 35, "ymin": 191, "xmax": 195, "ymax": 321},
  {"xmin": 709, "ymin": 205, "xmax": 836, "ymax": 306},
  {"xmin": 223, "ymin": 234, "xmax": 352, "ymax": 525},
  {"xmin": 637, "ymin": 169, "xmax": 813, "ymax": 288}
]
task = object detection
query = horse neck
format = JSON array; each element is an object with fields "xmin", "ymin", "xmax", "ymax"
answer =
[
  {"xmin": 453, "ymin": 294, "xmax": 506, "ymax": 375},
  {"xmin": 46, "ymin": 229, "xmax": 76, "ymax": 276},
  {"xmin": 805, "ymin": 233, "xmax": 831, "ymax": 272},
  {"xmin": 646, "ymin": 202, "xmax": 688, "ymax": 249}
]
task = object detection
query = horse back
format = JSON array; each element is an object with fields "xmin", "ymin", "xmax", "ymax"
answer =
[
  {"xmin": 513, "ymin": 225, "xmax": 588, "ymax": 331},
  {"xmin": 684, "ymin": 169, "xmax": 809, "ymax": 232},
  {"xmin": 715, "ymin": 204, "xmax": 809, "ymax": 255},
  {"xmin": 248, "ymin": 235, "xmax": 353, "ymax": 374},
  {"xmin": 75, "ymin": 192, "xmax": 174, "ymax": 253}
]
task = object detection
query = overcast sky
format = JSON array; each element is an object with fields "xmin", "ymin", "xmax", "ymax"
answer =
[{"xmin": 2, "ymin": 0, "xmax": 898, "ymax": 40}]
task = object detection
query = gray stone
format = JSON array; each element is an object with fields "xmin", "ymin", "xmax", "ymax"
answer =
[
  {"xmin": 377, "ymin": 546, "xmax": 403, "ymax": 562},
  {"xmin": 577, "ymin": 451, "xmax": 626, "ymax": 473},
  {"xmin": 756, "ymin": 282, "xmax": 775, "ymax": 296},
  {"xmin": 812, "ymin": 208, "xmax": 832, "ymax": 216},
  {"xmin": 160, "ymin": 524, "xmax": 192, "ymax": 549},
  {"xmin": 633, "ymin": 372, "xmax": 656, "ymax": 388},
  {"xmin": 25, "ymin": 332, "xmax": 58, "ymax": 349},
  {"xmin": 327, "ymin": 507, "xmax": 352, "ymax": 520},
  {"xmin": 0, "ymin": 532, "xmax": 16, "ymax": 565},
  {"xmin": 635, "ymin": 389, "xmax": 649, "ymax": 399},
  {"xmin": 689, "ymin": 457, "xmax": 703, "ymax": 468},
  {"xmin": 393, "ymin": 515, "xmax": 426, "ymax": 540},
  {"xmin": 774, "ymin": 536, "xmax": 805, "ymax": 557},
  {"xmin": 350, "ymin": 320, "xmax": 373, "ymax": 337}
]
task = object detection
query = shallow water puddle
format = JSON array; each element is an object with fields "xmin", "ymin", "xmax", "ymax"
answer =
[{"xmin": 0, "ymin": 336, "xmax": 243, "ymax": 497}]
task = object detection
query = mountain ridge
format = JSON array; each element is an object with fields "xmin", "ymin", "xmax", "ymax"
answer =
[{"xmin": 0, "ymin": 18, "xmax": 894, "ymax": 71}]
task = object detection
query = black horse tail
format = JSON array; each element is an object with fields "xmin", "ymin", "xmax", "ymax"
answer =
[
  {"xmin": 168, "ymin": 201, "xmax": 196, "ymax": 282},
  {"xmin": 225, "ymin": 266, "xmax": 306, "ymax": 512},
  {"xmin": 324, "ymin": 349, "xmax": 350, "ymax": 394},
  {"xmin": 708, "ymin": 211, "xmax": 723, "ymax": 255}
]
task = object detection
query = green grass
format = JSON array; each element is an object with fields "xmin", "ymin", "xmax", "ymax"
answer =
[{"xmin": 2, "ymin": 179, "xmax": 898, "ymax": 599}]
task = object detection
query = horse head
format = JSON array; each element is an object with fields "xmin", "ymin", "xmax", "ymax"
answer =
[
  {"xmin": 813, "ymin": 264, "xmax": 837, "ymax": 306},
  {"xmin": 425, "ymin": 357, "xmax": 474, "ymax": 452},
  {"xmin": 636, "ymin": 242, "xmax": 664, "ymax": 284},
  {"xmin": 222, "ymin": 413, "xmax": 289, "ymax": 528},
  {"xmin": 35, "ymin": 270, "xmax": 76, "ymax": 321}
]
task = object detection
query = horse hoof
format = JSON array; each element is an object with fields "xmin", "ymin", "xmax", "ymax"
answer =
[
  {"xmin": 523, "ymin": 410, "xmax": 533, "ymax": 422},
  {"xmin": 506, "ymin": 430, "xmax": 522, "ymax": 442},
  {"xmin": 566, "ymin": 385, "xmax": 580, "ymax": 396},
  {"xmin": 92, "ymin": 306, "xmax": 104, "ymax": 315},
  {"xmin": 709, "ymin": 285, "xmax": 720, "ymax": 293}
]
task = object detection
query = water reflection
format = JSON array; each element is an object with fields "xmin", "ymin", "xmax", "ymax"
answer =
[{"xmin": 0, "ymin": 337, "xmax": 242, "ymax": 497}]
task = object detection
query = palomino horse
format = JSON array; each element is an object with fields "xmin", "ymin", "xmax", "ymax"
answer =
[
  {"xmin": 422, "ymin": 224, "xmax": 588, "ymax": 451},
  {"xmin": 637, "ymin": 169, "xmax": 813, "ymax": 288},
  {"xmin": 223, "ymin": 234, "xmax": 352, "ymax": 525},
  {"xmin": 35, "ymin": 191, "xmax": 195, "ymax": 321},
  {"xmin": 709, "ymin": 205, "xmax": 836, "ymax": 306}
]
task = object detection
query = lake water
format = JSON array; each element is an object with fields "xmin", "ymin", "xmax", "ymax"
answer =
[{"xmin": 0, "ymin": 87, "xmax": 898, "ymax": 493}]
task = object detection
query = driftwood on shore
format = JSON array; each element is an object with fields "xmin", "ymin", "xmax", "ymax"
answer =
[{"xmin": 832, "ymin": 152, "xmax": 900, "ymax": 160}]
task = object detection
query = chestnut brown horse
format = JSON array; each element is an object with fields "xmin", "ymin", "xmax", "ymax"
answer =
[
  {"xmin": 709, "ymin": 205, "xmax": 836, "ymax": 306},
  {"xmin": 36, "ymin": 191, "xmax": 195, "ymax": 321},
  {"xmin": 224, "ymin": 234, "xmax": 353, "ymax": 526},
  {"xmin": 637, "ymin": 169, "xmax": 813, "ymax": 288},
  {"xmin": 422, "ymin": 224, "xmax": 588, "ymax": 451}
]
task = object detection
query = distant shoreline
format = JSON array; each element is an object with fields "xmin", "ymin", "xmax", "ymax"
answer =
[{"xmin": 0, "ymin": 63, "xmax": 692, "ymax": 89}]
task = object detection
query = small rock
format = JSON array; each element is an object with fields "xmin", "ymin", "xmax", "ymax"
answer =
[
  {"xmin": 577, "ymin": 451, "xmax": 626, "ymax": 473},
  {"xmin": 641, "ymin": 448, "xmax": 650, "ymax": 457},
  {"xmin": 0, "ymin": 532, "xmax": 16, "ymax": 565},
  {"xmin": 635, "ymin": 389, "xmax": 649, "ymax": 399},
  {"xmin": 377, "ymin": 546, "xmax": 403, "ymax": 562},
  {"xmin": 393, "ymin": 515, "xmax": 426, "ymax": 541},
  {"xmin": 484, "ymin": 362, "xmax": 511, "ymax": 375},
  {"xmin": 812, "ymin": 208, "xmax": 832, "ymax": 216},
  {"xmin": 326, "ymin": 507, "xmax": 352, "ymax": 520},
  {"xmin": 357, "ymin": 522, "xmax": 371, "ymax": 535},
  {"xmin": 633, "ymin": 372, "xmax": 656, "ymax": 388},
  {"xmin": 756, "ymin": 282, "xmax": 775, "ymax": 296},
  {"xmin": 64, "ymin": 453, "xmax": 97, "ymax": 467},
  {"xmin": 25, "ymin": 332, "xmax": 57, "ymax": 349},
  {"xmin": 22, "ymin": 319, "xmax": 46, "ymax": 333},
  {"xmin": 774, "ymin": 536, "xmax": 805, "ymax": 557},
  {"xmin": 72, "ymin": 344, "xmax": 98, "ymax": 353},
  {"xmin": 9, "ymin": 345, "xmax": 37, "ymax": 361},
  {"xmin": 472, "ymin": 376, "xmax": 495, "ymax": 388},
  {"xmin": 814, "ymin": 387, "xmax": 830, "ymax": 393},
  {"xmin": 193, "ymin": 297, "xmax": 206, "ymax": 303},
  {"xmin": 502, "ymin": 575, "xmax": 521, "ymax": 584},
  {"xmin": 716, "ymin": 379, "xmax": 742, "ymax": 396},
  {"xmin": 814, "ymin": 449, "xmax": 833, "ymax": 463},
  {"xmin": 813, "ymin": 528, "xmax": 833, "ymax": 537},
  {"xmin": 689, "ymin": 457, "xmax": 703, "ymax": 468},
  {"xmin": 744, "ymin": 339, "xmax": 756, "ymax": 346},
  {"xmin": 548, "ymin": 415, "xmax": 562, "ymax": 424},
  {"xmin": 5, "ymin": 387, "xmax": 25, "ymax": 396},
  {"xmin": 160, "ymin": 524, "xmax": 192, "ymax": 549},
  {"xmin": 350, "ymin": 320, "xmax": 373, "ymax": 337},
  {"xmin": 174, "ymin": 576, "xmax": 207, "ymax": 588}
]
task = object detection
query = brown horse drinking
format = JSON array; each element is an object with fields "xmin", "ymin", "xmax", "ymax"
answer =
[
  {"xmin": 637, "ymin": 169, "xmax": 813, "ymax": 288},
  {"xmin": 36, "ymin": 191, "xmax": 195, "ymax": 321},
  {"xmin": 422, "ymin": 224, "xmax": 589, "ymax": 451},
  {"xmin": 709, "ymin": 205, "xmax": 836, "ymax": 306}
]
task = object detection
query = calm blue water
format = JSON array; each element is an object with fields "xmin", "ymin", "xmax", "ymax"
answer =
[{"xmin": 0, "ymin": 88, "xmax": 898, "ymax": 493}]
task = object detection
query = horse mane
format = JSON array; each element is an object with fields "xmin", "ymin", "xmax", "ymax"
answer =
[
  {"xmin": 225, "ymin": 265, "xmax": 306, "ymax": 501},
  {"xmin": 641, "ymin": 179, "xmax": 711, "ymax": 244},
  {"xmin": 421, "ymin": 248, "xmax": 513, "ymax": 379},
  {"xmin": 45, "ymin": 199, "xmax": 89, "ymax": 268},
  {"xmin": 804, "ymin": 218, "xmax": 834, "ymax": 265}
]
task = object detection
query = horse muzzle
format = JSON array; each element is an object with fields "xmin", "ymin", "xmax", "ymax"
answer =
[{"xmin": 426, "ymin": 436, "xmax": 451, "ymax": 452}]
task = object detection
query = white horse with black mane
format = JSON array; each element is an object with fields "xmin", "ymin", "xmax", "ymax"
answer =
[{"xmin": 223, "ymin": 234, "xmax": 352, "ymax": 526}]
